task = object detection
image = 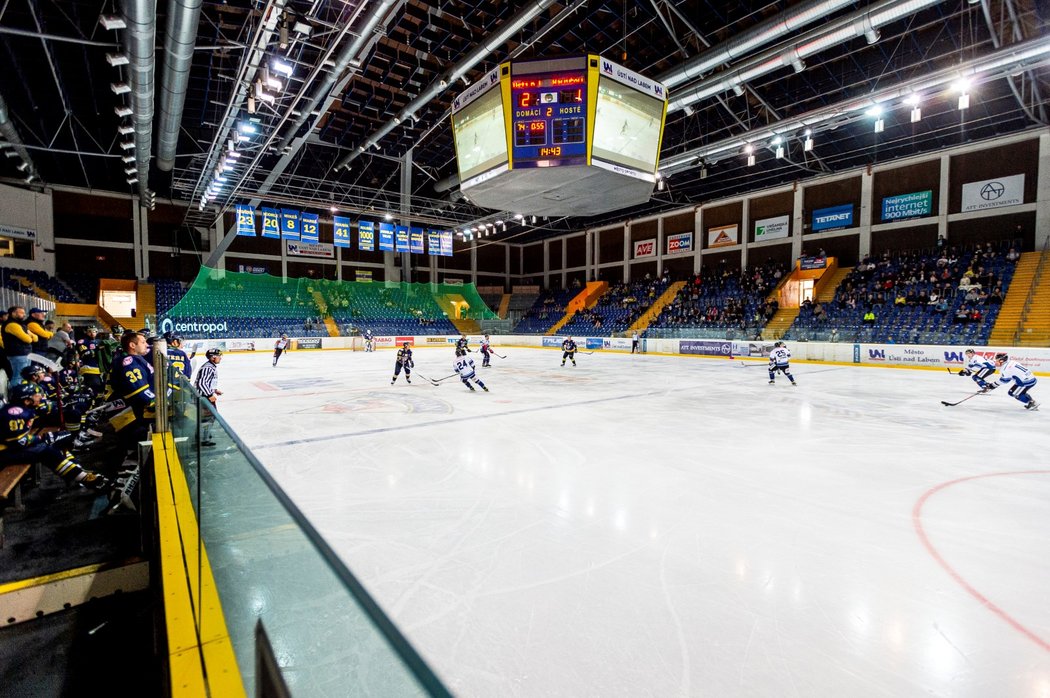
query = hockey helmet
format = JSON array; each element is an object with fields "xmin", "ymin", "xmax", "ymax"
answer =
[
  {"xmin": 994, "ymin": 352, "xmax": 1009, "ymax": 364},
  {"xmin": 9, "ymin": 383, "xmax": 40, "ymax": 403},
  {"xmin": 774, "ymin": 341, "xmax": 784, "ymax": 348},
  {"xmin": 455, "ymin": 348, "xmax": 466, "ymax": 357},
  {"xmin": 964, "ymin": 348, "xmax": 975, "ymax": 356},
  {"xmin": 163, "ymin": 331, "xmax": 182, "ymax": 345},
  {"xmin": 280, "ymin": 333, "xmax": 288, "ymax": 339},
  {"xmin": 205, "ymin": 348, "xmax": 223, "ymax": 359},
  {"xmin": 403, "ymin": 341, "xmax": 411, "ymax": 348},
  {"xmin": 20, "ymin": 364, "xmax": 46, "ymax": 380},
  {"xmin": 85, "ymin": 326, "xmax": 97, "ymax": 334}
]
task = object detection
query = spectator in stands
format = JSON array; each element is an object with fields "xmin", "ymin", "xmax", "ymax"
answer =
[
  {"xmin": 829, "ymin": 328, "xmax": 840, "ymax": 343},
  {"xmin": 935, "ymin": 297, "xmax": 949, "ymax": 314},
  {"xmin": 954, "ymin": 306, "xmax": 970, "ymax": 323},
  {"xmin": 987, "ymin": 286, "xmax": 1004, "ymax": 304},
  {"xmin": 1006, "ymin": 247, "xmax": 1020, "ymax": 263},
  {"xmin": 4, "ymin": 306, "xmax": 37, "ymax": 385},
  {"xmin": 968, "ymin": 307, "xmax": 983, "ymax": 324}
]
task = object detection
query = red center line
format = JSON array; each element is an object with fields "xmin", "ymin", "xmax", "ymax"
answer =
[{"xmin": 912, "ymin": 470, "xmax": 1050, "ymax": 653}]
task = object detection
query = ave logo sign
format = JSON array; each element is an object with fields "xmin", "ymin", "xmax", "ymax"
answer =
[{"xmin": 634, "ymin": 238, "xmax": 656, "ymax": 258}]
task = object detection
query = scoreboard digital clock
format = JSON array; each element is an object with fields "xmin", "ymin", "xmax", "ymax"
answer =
[{"xmin": 510, "ymin": 71, "xmax": 587, "ymax": 167}]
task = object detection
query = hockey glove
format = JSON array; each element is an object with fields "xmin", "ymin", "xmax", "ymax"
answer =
[{"xmin": 958, "ymin": 369, "xmax": 971, "ymax": 377}]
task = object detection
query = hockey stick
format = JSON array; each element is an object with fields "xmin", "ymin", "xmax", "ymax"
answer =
[
  {"xmin": 493, "ymin": 352, "xmax": 507, "ymax": 359},
  {"xmin": 411, "ymin": 370, "xmax": 442, "ymax": 386},
  {"xmin": 740, "ymin": 361, "xmax": 767, "ymax": 368},
  {"xmin": 28, "ymin": 352, "xmax": 62, "ymax": 372},
  {"xmin": 941, "ymin": 391, "xmax": 984, "ymax": 407}
]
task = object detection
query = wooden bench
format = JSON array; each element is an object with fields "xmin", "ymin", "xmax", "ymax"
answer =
[{"xmin": 0, "ymin": 463, "xmax": 32, "ymax": 548}]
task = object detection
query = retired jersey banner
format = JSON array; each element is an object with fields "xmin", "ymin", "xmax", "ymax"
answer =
[
  {"xmin": 235, "ymin": 204, "xmax": 256, "ymax": 236},
  {"xmin": 300, "ymin": 212, "xmax": 319, "ymax": 243},
  {"xmin": 280, "ymin": 209, "xmax": 301, "ymax": 239},
  {"xmin": 333, "ymin": 216, "xmax": 351, "ymax": 248},
  {"xmin": 961, "ymin": 174, "xmax": 1024, "ymax": 212},
  {"xmin": 427, "ymin": 230, "xmax": 441, "ymax": 256},
  {"xmin": 378, "ymin": 222, "xmax": 395, "ymax": 251},
  {"xmin": 357, "ymin": 220, "xmax": 375, "ymax": 251},
  {"xmin": 395, "ymin": 226, "xmax": 410, "ymax": 252},
  {"xmin": 707, "ymin": 224, "xmax": 738, "ymax": 248},
  {"xmin": 261, "ymin": 208, "xmax": 281, "ymax": 238},
  {"xmin": 409, "ymin": 227, "xmax": 425, "ymax": 254},
  {"xmin": 440, "ymin": 230, "xmax": 454, "ymax": 256},
  {"xmin": 633, "ymin": 238, "xmax": 656, "ymax": 258}
]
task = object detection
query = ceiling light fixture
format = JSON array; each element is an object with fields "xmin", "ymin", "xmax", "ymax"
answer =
[
  {"xmin": 106, "ymin": 53, "xmax": 129, "ymax": 67},
  {"xmin": 114, "ymin": 105, "xmax": 133, "ymax": 117},
  {"xmin": 98, "ymin": 15, "xmax": 126, "ymax": 30},
  {"xmin": 110, "ymin": 82, "xmax": 131, "ymax": 95}
]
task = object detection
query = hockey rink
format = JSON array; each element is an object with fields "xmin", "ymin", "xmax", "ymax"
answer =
[{"xmin": 212, "ymin": 346, "xmax": 1050, "ymax": 697}]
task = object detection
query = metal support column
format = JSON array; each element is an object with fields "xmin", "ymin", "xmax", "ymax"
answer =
[{"xmin": 400, "ymin": 148, "xmax": 413, "ymax": 283}]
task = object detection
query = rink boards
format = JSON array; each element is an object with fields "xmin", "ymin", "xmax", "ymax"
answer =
[{"xmin": 188, "ymin": 334, "xmax": 1050, "ymax": 376}]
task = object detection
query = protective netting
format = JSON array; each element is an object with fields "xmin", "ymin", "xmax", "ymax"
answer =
[{"xmin": 162, "ymin": 268, "xmax": 498, "ymax": 338}]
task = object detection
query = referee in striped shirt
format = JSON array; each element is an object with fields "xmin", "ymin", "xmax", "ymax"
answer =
[{"xmin": 193, "ymin": 348, "xmax": 223, "ymax": 447}]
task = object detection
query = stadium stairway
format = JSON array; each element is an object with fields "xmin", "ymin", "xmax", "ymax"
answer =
[
  {"xmin": 137, "ymin": 282, "xmax": 156, "ymax": 325},
  {"xmin": 1013, "ymin": 250, "xmax": 1050, "ymax": 346},
  {"xmin": 815, "ymin": 265, "xmax": 852, "ymax": 303},
  {"xmin": 547, "ymin": 282, "xmax": 607, "ymax": 335},
  {"xmin": 308, "ymin": 290, "xmax": 341, "ymax": 336},
  {"xmin": 763, "ymin": 307, "xmax": 800, "ymax": 340},
  {"xmin": 498, "ymin": 293, "xmax": 511, "ymax": 319},
  {"xmin": 10, "ymin": 275, "xmax": 52, "ymax": 302},
  {"xmin": 989, "ymin": 252, "xmax": 1040, "ymax": 345},
  {"xmin": 629, "ymin": 280, "xmax": 685, "ymax": 333}
]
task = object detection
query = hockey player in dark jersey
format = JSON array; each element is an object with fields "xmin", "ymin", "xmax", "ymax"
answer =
[
  {"xmin": 479, "ymin": 334, "xmax": 493, "ymax": 367},
  {"xmin": 391, "ymin": 342, "xmax": 413, "ymax": 384},
  {"xmin": 108, "ymin": 331, "xmax": 157, "ymax": 446},
  {"xmin": 21, "ymin": 365, "xmax": 84, "ymax": 433},
  {"xmin": 76, "ymin": 326, "xmax": 104, "ymax": 395},
  {"xmin": 0, "ymin": 383, "xmax": 110, "ymax": 491},
  {"xmin": 455, "ymin": 335, "xmax": 470, "ymax": 354},
  {"xmin": 561, "ymin": 337, "xmax": 577, "ymax": 367}
]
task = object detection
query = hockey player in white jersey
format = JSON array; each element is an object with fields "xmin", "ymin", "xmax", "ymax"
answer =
[
  {"xmin": 273, "ymin": 334, "xmax": 290, "ymax": 366},
  {"xmin": 958, "ymin": 349, "xmax": 996, "ymax": 391},
  {"xmin": 987, "ymin": 353, "xmax": 1038, "ymax": 410},
  {"xmin": 454, "ymin": 348, "xmax": 488, "ymax": 392},
  {"xmin": 768, "ymin": 341, "xmax": 797, "ymax": 386}
]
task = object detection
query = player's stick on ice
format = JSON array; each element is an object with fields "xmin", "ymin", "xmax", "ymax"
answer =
[
  {"xmin": 493, "ymin": 352, "xmax": 508, "ymax": 359},
  {"xmin": 945, "ymin": 367, "xmax": 958, "ymax": 375},
  {"xmin": 941, "ymin": 391, "xmax": 984, "ymax": 407},
  {"xmin": 739, "ymin": 361, "xmax": 766, "ymax": 368},
  {"xmin": 411, "ymin": 370, "xmax": 443, "ymax": 386}
]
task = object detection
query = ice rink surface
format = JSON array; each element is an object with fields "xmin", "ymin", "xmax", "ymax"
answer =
[{"xmin": 214, "ymin": 345, "xmax": 1050, "ymax": 697}]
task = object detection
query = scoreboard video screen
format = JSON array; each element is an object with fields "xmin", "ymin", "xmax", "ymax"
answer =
[
  {"xmin": 510, "ymin": 71, "xmax": 588, "ymax": 167},
  {"xmin": 452, "ymin": 84, "xmax": 508, "ymax": 183}
]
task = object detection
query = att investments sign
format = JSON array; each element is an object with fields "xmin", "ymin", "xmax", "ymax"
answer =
[{"xmin": 961, "ymin": 174, "xmax": 1024, "ymax": 212}]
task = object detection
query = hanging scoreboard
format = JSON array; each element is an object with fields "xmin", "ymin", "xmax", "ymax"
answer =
[
  {"xmin": 510, "ymin": 70, "xmax": 587, "ymax": 167},
  {"xmin": 451, "ymin": 55, "xmax": 667, "ymax": 216}
]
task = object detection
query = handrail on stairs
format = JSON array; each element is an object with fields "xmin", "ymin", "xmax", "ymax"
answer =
[{"xmin": 1014, "ymin": 237, "xmax": 1050, "ymax": 344}]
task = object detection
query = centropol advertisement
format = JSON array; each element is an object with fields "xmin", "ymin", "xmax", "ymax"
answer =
[
  {"xmin": 707, "ymin": 224, "xmax": 738, "ymax": 248},
  {"xmin": 666, "ymin": 232, "xmax": 693, "ymax": 255},
  {"xmin": 753, "ymin": 215, "xmax": 789, "ymax": 241},
  {"xmin": 633, "ymin": 238, "xmax": 656, "ymax": 258},
  {"xmin": 961, "ymin": 174, "xmax": 1024, "ymax": 213},
  {"xmin": 159, "ymin": 318, "xmax": 228, "ymax": 336}
]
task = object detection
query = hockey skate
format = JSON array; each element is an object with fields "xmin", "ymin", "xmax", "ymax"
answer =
[
  {"xmin": 482, "ymin": 386, "xmax": 489, "ymax": 392},
  {"xmin": 768, "ymin": 380, "xmax": 775, "ymax": 385},
  {"xmin": 78, "ymin": 471, "xmax": 111, "ymax": 491},
  {"xmin": 1025, "ymin": 401, "xmax": 1039, "ymax": 411}
]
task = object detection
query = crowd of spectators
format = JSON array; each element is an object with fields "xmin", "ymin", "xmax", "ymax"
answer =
[
  {"xmin": 788, "ymin": 238, "xmax": 1020, "ymax": 343},
  {"xmin": 649, "ymin": 261, "xmax": 785, "ymax": 334}
]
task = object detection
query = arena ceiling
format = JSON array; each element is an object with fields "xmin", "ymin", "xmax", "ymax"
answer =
[{"xmin": 0, "ymin": 0, "xmax": 1047, "ymax": 243}]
